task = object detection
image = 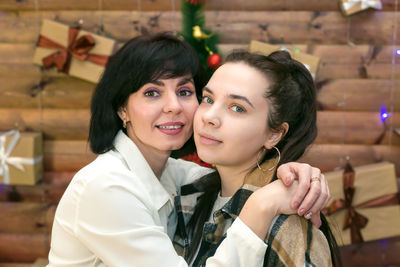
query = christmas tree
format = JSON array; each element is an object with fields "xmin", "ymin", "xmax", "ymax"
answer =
[{"xmin": 181, "ymin": 0, "xmax": 221, "ymax": 78}]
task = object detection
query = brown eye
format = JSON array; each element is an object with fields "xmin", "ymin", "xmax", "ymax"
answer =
[
  {"xmin": 177, "ymin": 88, "xmax": 193, "ymax": 97},
  {"xmin": 144, "ymin": 89, "xmax": 160, "ymax": 98}
]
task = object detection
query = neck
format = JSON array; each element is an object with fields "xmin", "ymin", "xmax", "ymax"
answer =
[
  {"xmin": 141, "ymin": 148, "xmax": 170, "ymax": 179},
  {"xmin": 216, "ymin": 161, "xmax": 256, "ymax": 197},
  {"xmin": 127, "ymin": 132, "xmax": 170, "ymax": 179}
]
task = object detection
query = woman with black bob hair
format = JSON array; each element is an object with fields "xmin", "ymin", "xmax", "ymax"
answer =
[
  {"xmin": 48, "ymin": 33, "xmax": 331, "ymax": 266},
  {"xmin": 174, "ymin": 50, "xmax": 341, "ymax": 266},
  {"xmin": 89, "ymin": 33, "xmax": 205, "ymax": 155}
]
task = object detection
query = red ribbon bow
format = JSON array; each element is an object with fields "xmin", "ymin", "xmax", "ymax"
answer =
[
  {"xmin": 324, "ymin": 161, "xmax": 399, "ymax": 244},
  {"xmin": 37, "ymin": 26, "xmax": 109, "ymax": 74}
]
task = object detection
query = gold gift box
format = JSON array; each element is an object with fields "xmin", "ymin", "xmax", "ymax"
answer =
[
  {"xmin": 324, "ymin": 162, "xmax": 400, "ymax": 246},
  {"xmin": 33, "ymin": 19, "xmax": 116, "ymax": 83},
  {"xmin": 339, "ymin": 0, "xmax": 382, "ymax": 16},
  {"xmin": 249, "ymin": 40, "xmax": 320, "ymax": 80},
  {"xmin": 0, "ymin": 131, "xmax": 43, "ymax": 186}
]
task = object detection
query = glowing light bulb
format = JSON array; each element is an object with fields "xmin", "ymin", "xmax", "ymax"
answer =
[{"xmin": 380, "ymin": 107, "xmax": 389, "ymax": 122}]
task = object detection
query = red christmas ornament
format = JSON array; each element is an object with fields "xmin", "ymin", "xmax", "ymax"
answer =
[
  {"xmin": 185, "ymin": 0, "xmax": 205, "ymax": 5},
  {"xmin": 207, "ymin": 53, "xmax": 221, "ymax": 69}
]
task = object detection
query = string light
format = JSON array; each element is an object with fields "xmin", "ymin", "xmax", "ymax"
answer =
[
  {"xmin": 137, "ymin": 0, "xmax": 142, "ymax": 34},
  {"xmin": 380, "ymin": 106, "xmax": 390, "ymax": 122},
  {"xmin": 98, "ymin": 0, "xmax": 103, "ymax": 34},
  {"xmin": 388, "ymin": 0, "xmax": 398, "ymax": 156},
  {"xmin": 339, "ymin": 16, "xmax": 352, "ymax": 169},
  {"xmin": 171, "ymin": 0, "xmax": 176, "ymax": 33}
]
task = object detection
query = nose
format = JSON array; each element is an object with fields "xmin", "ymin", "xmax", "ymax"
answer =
[
  {"xmin": 162, "ymin": 92, "xmax": 183, "ymax": 114},
  {"xmin": 202, "ymin": 105, "xmax": 221, "ymax": 128}
]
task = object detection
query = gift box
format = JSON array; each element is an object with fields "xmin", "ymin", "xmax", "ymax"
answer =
[
  {"xmin": 339, "ymin": 0, "xmax": 382, "ymax": 16},
  {"xmin": 33, "ymin": 19, "xmax": 116, "ymax": 83},
  {"xmin": 249, "ymin": 40, "xmax": 320, "ymax": 80},
  {"xmin": 0, "ymin": 130, "xmax": 43, "ymax": 186},
  {"xmin": 324, "ymin": 161, "xmax": 400, "ymax": 246}
]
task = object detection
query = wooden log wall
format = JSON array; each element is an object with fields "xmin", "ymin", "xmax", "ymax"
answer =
[{"xmin": 0, "ymin": 0, "xmax": 399, "ymax": 266}]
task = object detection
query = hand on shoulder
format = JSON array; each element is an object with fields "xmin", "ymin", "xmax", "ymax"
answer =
[
  {"xmin": 276, "ymin": 162, "xmax": 330, "ymax": 227},
  {"xmin": 238, "ymin": 179, "xmax": 298, "ymax": 240}
]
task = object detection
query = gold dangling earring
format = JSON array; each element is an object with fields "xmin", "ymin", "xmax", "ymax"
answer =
[
  {"xmin": 123, "ymin": 118, "xmax": 127, "ymax": 128},
  {"xmin": 257, "ymin": 147, "xmax": 267, "ymax": 172},
  {"xmin": 267, "ymin": 146, "xmax": 281, "ymax": 171},
  {"xmin": 257, "ymin": 146, "xmax": 281, "ymax": 172}
]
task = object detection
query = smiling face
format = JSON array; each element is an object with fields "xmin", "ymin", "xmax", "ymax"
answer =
[
  {"xmin": 119, "ymin": 75, "xmax": 199, "ymax": 156},
  {"xmin": 194, "ymin": 62, "xmax": 283, "ymax": 169}
]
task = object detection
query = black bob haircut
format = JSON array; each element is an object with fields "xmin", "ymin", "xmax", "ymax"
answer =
[{"xmin": 89, "ymin": 32, "xmax": 207, "ymax": 155}]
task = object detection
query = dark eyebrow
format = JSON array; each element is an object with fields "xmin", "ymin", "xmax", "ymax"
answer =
[
  {"xmin": 148, "ymin": 77, "xmax": 194, "ymax": 87},
  {"xmin": 177, "ymin": 77, "xmax": 194, "ymax": 87},
  {"xmin": 149, "ymin": 80, "xmax": 164, "ymax": 86},
  {"xmin": 203, "ymin": 87, "xmax": 254, "ymax": 108},
  {"xmin": 203, "ymin": 87, "xmax": 214, "ymax": 94},
  {"xmin": 229, "ymin": 94, "xmax": 254, "ymax": 108}
]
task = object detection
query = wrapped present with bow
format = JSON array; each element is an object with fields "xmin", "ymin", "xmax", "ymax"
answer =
[
  {"xmin": 0, "ymin": 130, "xmax": 43, "ymax": 186},
  {"xmin": 33, "ymin": 19, "xmax": 116, "ymax": 83},
  {"xmin": 339, "ymin": 0, "xmax": 382, "ymax": 16},
  {"xmin": 323, "ymin": 161, "xmax": 400, "ymax": 246},
  {"xmin": 249, "ymin": 40, "xmax": 320, "ymax": 80}
]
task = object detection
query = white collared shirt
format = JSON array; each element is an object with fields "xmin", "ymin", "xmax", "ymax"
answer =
[{"xmin": 48, "ymin": 131, "xmax": 266, "ymax": 266}]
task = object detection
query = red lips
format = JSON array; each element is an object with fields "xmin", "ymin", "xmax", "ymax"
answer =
[{"xmin": 156, "ymin": 122, "xmax": 184, "ymax": 136}]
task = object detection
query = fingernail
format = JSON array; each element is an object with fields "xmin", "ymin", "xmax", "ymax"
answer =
[
  {"xmin": 286, "ymin": 177, "xmax": 293, "ymax": 184},
  {"xmin": 298, "ymin": 208, "xmax": 305, "ymax": 215}
]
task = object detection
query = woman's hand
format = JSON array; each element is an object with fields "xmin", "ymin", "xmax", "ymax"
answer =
[
  {"xmin": 239, "ymin": 180, "xmax": 298, "ymax": 240},
  {"xmin": 258, "ymin": 179, "xmax": 299, "ymax": 215},
  {"xmin": 276, "ymin": 162, "xmax": 330, "ymax": 227}
]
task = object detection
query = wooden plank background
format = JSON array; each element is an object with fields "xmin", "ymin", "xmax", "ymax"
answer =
[
  {"xmin": 0, "ymin": 0, "xmax": 399, "ymax": 266},
  {"xmin": 0, "ymin": 0, "xmax": 398, "ymax": 11},
  {"xmin": 1, "ymin": 11, "xmax": 400, "ymax": 44}
]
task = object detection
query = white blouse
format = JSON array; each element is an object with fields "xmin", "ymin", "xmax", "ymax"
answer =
[{"xmin": 48, "ymin": 131, "xmax": 267, "ymax": 266}]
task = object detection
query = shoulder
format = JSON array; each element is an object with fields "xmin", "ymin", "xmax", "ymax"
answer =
[
  {"xmin": 265, "ymin": 215, "xmax": 331, "ymax": 266},
  {"xmin": 58, "ymin": 151, "xmax": 151, "ymax": 215},
  {"xmin": 73, "ymin": 151, "xmax": 128, "ymax": 180},
  {"xmin": 268, "ymin": 214, "xmax": 309, "ymax": 237},
  {"xmin": 69, "ymin": 152, "xmax": 135, "ymax": 189},
  {"xmin": 268, "ymin": 215, "xmax": 329, "ymax": 248}
]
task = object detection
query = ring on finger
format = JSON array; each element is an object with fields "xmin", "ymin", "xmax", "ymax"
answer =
[
  {"xmin": 305, "ymin": 211, "xmax": 313, "ymax": 220},
  {"xmin": 310, "ymin": 176, "xmax": 321, "ymax": 183}
]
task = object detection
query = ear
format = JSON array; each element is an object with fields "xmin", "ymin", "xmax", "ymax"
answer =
[
  {"xmin": 264, "ymin": 122, "xmax": 289, "ymax": 149},
  {"xmin": 117, "ymin": 106, "xmax": 127, "ymax": 121}
]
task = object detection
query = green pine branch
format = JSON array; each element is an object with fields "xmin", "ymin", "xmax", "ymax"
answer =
[{"xmin": 180, "ymin": 0, "xmax": 220, "ymax": 78}]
